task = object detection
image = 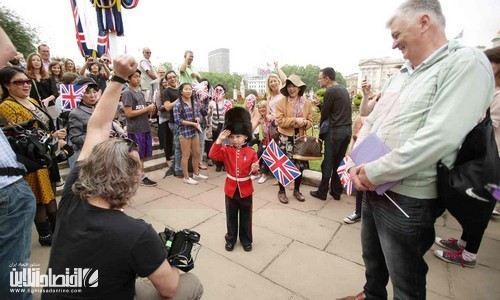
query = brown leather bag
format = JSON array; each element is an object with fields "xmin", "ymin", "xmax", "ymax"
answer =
[
  {"xmin": 293, "ymin": 127, "xmax": 323, "ymax": 160},
  {"xmin": 268, "ymin": 120, "xmax": 280, "ymax": 141}
]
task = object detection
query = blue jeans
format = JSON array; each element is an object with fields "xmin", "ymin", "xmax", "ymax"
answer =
[
  {"xmin": 0, "ymin": 179, "xmax": 36, "ymax": 300},
  {"xmin": 169, "ymin": 123, "xmax": 182, "ymax": 175},
  {"xmin": 362, "ymin": 191, "xmax": 438, "ymax": 299},
  {"xmin": 317, "ymin": 125, "xmax": 352, "ymax": 197}
]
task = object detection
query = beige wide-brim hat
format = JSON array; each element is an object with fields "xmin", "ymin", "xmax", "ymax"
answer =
[{"xmin": 280, "ymin": 74, "xmax": 307, "ymax": 97}]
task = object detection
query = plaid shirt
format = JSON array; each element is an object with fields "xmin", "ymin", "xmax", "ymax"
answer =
[{"xmin": 173, "ymin": 98, "xmax": 202, "ymax": 138}]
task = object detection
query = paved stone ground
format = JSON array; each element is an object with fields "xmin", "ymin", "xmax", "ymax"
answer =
[{"xmin": 30, "ymin": 166, "xmax": 500, "ymax": 300}]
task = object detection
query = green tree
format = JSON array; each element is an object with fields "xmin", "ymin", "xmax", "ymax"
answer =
[
  {"xmin": 0, "ymin": 6, "xmax": 39, "ymax": 57},
  {"xmin": 199, "ymin": 72, "xmax": 242, "ymax": 100},
  {"xmin": 281, "ymin": 64, "xmax": 347, "ymax": 91},
  {"xmin": 158, "ymin": 61, "xmax": 173, "ymax": 72}
]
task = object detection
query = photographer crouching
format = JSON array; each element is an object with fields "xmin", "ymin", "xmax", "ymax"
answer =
[{"xmin": 42, "ymin": 55, "xmax": 203, "ymax": 300}]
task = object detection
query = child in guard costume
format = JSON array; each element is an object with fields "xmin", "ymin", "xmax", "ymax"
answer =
[{"xmin": 209, "ymin": 107, "xmax": 259, "ymax": 252}]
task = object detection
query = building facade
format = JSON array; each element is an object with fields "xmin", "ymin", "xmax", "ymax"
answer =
[
  {"xmin": 208, "ymin": 48, "xmax": 230, "ymax": 73},
  {"xmin": 357, "ymin": 57, "xmax": 405, "ymax": 92},
  {"xmin": 244, "ymin": 76, "xmax": 267, "ymax": 96},
  {"xmin": 345, "ymin": 73, "xmax": 358, "ymax": 95}
]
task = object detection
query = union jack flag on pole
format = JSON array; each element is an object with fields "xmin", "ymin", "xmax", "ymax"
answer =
[
  {"xmin": 262, "ymin": 139, "xmax": 301, "ymax": 187},
  {"xmin": 60, "ymin": 84, "xmax": 86, "ymax": 110},
  {"xmin": 337, "ymin": 156, "xmax": 354, "ymax": 196}
]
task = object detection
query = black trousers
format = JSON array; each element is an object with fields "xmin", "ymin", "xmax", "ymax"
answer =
[
  {"xmin": 225, "ymin": 189, "xmax": 253, "ymax": 245},
  {"xmin": 317, "ymin": 125, "xmax": 352, "ymax": 197},
  {"xmin": 158, "ymin": 121, "xmax": 173, "ymax": 159},
  {"xmin": 447, "ymin": 195, "xmax": 496, "ymax": 253}
]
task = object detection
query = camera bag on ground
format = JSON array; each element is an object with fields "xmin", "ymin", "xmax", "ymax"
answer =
[
  {"xmin": 159, "ymin": 227, "xmax": 201, "ymax": 272},
  {"xmin": 1, "ymin": 117, "xmax": 55, "ymax": 174},
  {"xmin": 436, "ymin": 108, "xmax": 500, "ymax": 221}
]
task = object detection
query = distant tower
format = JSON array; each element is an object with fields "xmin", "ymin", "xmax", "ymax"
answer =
[
  {"xmin": 208, "ymin": 48, "xmax": 230, "ymax": 73},
  {"xmin": 492, "ymin": 30, "xmax": 500, "ymax": 48}
]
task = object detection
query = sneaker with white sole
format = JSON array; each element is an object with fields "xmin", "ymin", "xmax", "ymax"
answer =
[
  {"xmin": 343, "ymin": 211, "xmax": 361, "ymax": 224},
  {"xmin": 493, "ymin": 208, "xmax": 500, "ymax": 216},
  {"xmin": 183, "ymin": 178, "xmax": 198, "ymax": 185},
  {"xmin": 250, "ymin": 174, "xmax": 260, "ymax": 180},
  {"xmin": 258, "ymin": 174, "xmax": 268, "ymax": 184},
  {"xmin": 433, "ymin": 249, "xmax": 476, "ymax": 268},
  {"xmin": 193, "ymin": 173, "xmax": 208, "ymax": 180},
  {"xmin": 435, "ymin": 237, "xmax": 462, "ymax": 252}
]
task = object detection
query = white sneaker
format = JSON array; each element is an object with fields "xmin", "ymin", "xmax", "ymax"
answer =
[
  {"xmin": 493, "ymin": 208, "xmax": 500, "ymax": 216},
  {"xmin": 193, "ymin": 173, "xmax": 208, "ymax": 180},
  {"xmin": 258, "ymin": 174, "xmax": 268, "ymax": 184},
  {"xmin": 183, "ymin": 178, "xmax": 198, "ymax": 185},
  {"xmin": 250, "ymin": 174, "xmax": 261, "ymax": 180}
]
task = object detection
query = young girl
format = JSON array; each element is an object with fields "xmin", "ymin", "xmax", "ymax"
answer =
[
  {"xmin": 256, "ymin": 100, "xmax": 272, "ymax": 184},
  {"xmin": 209, "ymin": 107, "xmax": 259, "ymax": 252}
]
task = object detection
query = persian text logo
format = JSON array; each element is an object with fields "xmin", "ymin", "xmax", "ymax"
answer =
[{"xmin": 10, "ymin": 267, "xmax": 98, "ymax": 288}]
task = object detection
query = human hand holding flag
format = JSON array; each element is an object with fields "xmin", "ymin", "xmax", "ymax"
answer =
[
  {"xmin": 261, "ymin": 139, "xmax": 301, "ymax": 187},
  {"xmin": 60, "ymin": 84, "xmax": 86, "ymax": 110},
  {"xmin": 337, "ymin": 156, "xmax": 354, "ymax": 196}
]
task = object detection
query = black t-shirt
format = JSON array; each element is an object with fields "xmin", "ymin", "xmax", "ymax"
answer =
[
  {"xmin": 320, "ymin": 84, "xmax": 352, "ymax": 127},
  {"xmin": 42, "ymin": 166, "xmax": 166, "ymax": 300},
  {"xmin": 162, "ymin": 87, "xmax": 178, "ymax": 123}
]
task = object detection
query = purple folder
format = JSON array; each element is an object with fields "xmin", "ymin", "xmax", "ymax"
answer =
[{"xmin": 349, "ymin": 133, "xmax": 399, "ymax": 195}]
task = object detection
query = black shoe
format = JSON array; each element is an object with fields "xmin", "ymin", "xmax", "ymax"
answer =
[
  {"xmin": 163, "ymin": 168, "xmax": 174, "ymax": 178},
  {"xmin": 225, "ymin": 241, "xmax": 234, "ymax": 251},
  {"xmin": 141, "ymin": 177, "xmax": 157, "ymax": 187},
  {"xmin": 329, "ymin": 192, "xmax": 341, "ymax": 200},
  {"xmin": 216, "ymin": 165, "xmax": 222, "ymax": 172},
  {"xmin": 39, "ymin": 234, "xmax": 52, "ymax": 246},
  {"xmin": 310, "ymin": 190, "xmax": 327, "ymax": 200},
  {"xmin": 243, "ymin": 244, "xmax": 252, "ymax": 252}
]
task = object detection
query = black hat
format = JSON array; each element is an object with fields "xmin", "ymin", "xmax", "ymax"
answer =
[
  {"xmin": 224, "ymin": 107, "xmax": 253, "ymax": 138},
  {"xmin": 73, "ymin": 76, "xmax": 99, "ymax": 91}
]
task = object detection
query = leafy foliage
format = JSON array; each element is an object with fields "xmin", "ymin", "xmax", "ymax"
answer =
[
  {"xmin": 0, "ymin": 6, "xmax": 39, "ymax": 57},
  {"xmin": 158, "ymin": 61, "xmax": 173, "ymax": 72},
  {"xmin": 281, "ymin": 64, "xmax": 347, "ymax": 90},
  {"xmin": 199, "ymin": 72, "xmax": 242, "ymax": 100},
  {"xmin": 316, "ymin": 88, "xmax": 325, "ymax": 104}
]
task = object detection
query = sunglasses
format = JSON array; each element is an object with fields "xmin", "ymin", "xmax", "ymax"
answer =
[
  {"xmin": 122, "ymin": 138, "xmax": 139, "ymax": 152},
  {"xmin": 10, "ymin": 79, "xmax": 32, "ymax": 86}
]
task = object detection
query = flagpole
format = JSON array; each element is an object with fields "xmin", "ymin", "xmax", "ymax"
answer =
[{"xmin": 383, "ymin": 192, "xmax": 410, "ymax": 218}]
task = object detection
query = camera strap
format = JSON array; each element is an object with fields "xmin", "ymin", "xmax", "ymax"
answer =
[{"xmin": 0, "ymin": 167, "xmax": 26, "ymax": 177}]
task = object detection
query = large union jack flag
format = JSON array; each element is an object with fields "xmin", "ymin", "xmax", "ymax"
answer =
[
  {"xmin": 262, "ymin": 139, "xmax": 301, "ymax": 187},
  {"xmin": 337, "ymin": 156, "xmax": 354, "ymax": 196},
  {"xmin": 60, "ymin": 84, "xmax": 86, "ymax": 110}
]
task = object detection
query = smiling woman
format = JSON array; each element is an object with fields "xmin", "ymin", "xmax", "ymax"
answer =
[{"xmin": 0, "ymin": 66, "xmax": 66, "ymax": 247}]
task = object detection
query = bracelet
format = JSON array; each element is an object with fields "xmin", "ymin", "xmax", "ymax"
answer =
[{"xmin": 110, "ymin": 75, "xmax": 128, "ymax": 84}]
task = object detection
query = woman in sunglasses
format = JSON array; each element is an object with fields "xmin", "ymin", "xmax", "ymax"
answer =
[
  {"xmin": 44, "ymin": 55, "xmax": 203, "ymax": 299},
  {"xmin": 0, "ymin": 66, "xmax": 67, "ymax": 246}
]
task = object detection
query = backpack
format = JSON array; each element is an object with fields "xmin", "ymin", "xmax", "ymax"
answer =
[{"xmin": 436, "ymin": 109, "xmax": 499, "ymax": 218}]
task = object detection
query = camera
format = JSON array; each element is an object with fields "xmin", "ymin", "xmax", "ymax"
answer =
[{"xmin": 159, "ymin": 227, "xmax": 201, "ymax": 272}]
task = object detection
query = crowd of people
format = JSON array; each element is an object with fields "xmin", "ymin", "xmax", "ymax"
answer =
[{"xmin": 0, "ymin": 0, "xmax": 499, "ymax": 299}]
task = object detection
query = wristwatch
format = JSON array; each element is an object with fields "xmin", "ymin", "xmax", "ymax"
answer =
[{"xmin": 110, "ymin": 75, "xmax": 128, "ymax": 84}]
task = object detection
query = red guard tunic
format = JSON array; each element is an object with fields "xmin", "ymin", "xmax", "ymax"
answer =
[{"xmin": 209, "ymin": 143, "xmax": 258, "ymax": 199}]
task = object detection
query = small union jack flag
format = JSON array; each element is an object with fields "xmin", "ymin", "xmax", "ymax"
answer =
[
  {"xmin": 337, "ymin": 156, "xmax": 354, "ymax": 196},
  {"xmin": 262, "ymin": 139, "xmax": 301, "ymax": 187},
  {"xmin": 60, "ymin": 84, "xmax": 86, "ymax": 110}
]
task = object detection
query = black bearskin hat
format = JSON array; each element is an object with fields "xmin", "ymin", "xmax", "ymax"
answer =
[{"xmin": 224, "ymin": 106, "xmax": 253, "ymax": 138}]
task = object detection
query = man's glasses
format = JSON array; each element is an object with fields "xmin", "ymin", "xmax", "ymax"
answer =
[
  {"xmin": 10, "ymin": 79, "xmax": 32, "ymax": 86},
  {"xmin": 122, "ymin": 138, "xmax": 139, "ymax": 152}
]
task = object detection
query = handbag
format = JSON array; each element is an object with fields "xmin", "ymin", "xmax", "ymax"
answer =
[
  {"xmin": 268, "ymin": 120, "xmax": 280, "ymax": 141},
  {"xmin": 436, "ymin": 109, "xmax": 499, "ymax": 218},
  {"xmin": 293, "ymin": 127, "xmax": 323, "ymax": 160}
]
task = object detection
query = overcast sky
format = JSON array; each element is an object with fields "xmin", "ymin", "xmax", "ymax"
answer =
[{"xmin": 1, "ymin": 0, "xmax": 499, "ymax": 75}]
